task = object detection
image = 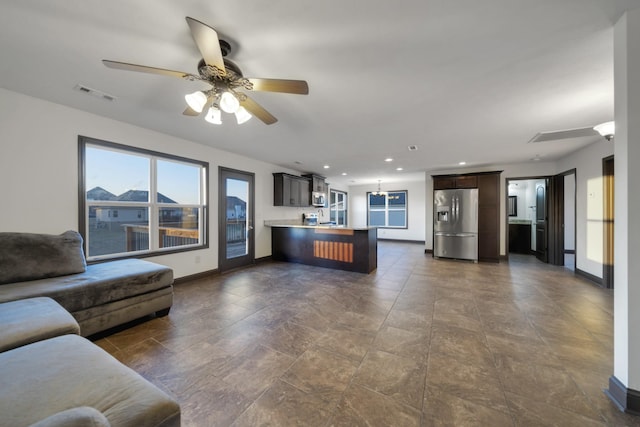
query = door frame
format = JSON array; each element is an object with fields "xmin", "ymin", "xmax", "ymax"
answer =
[
  {"xmin": 505, "ymin": 173, "xmax": 575, "ymax": 266},
  {"xmin": 218, "ymin": 167, "xmax": 255, "ymax": 272},
  {"xmin": 603, "ymin": 156, "xmax": 614, "ymax": 288}
]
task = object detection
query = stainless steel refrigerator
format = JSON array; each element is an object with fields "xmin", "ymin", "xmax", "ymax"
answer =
[{"xmin": 433, "ymin": 188, "xmax": 478, "ymax": 261}]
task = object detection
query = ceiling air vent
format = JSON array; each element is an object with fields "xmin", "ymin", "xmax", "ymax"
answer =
[{"xmin": 74, "ymin": 84, "xmax": 116, "ymax": 102}]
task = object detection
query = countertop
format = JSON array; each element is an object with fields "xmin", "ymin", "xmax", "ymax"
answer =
[{"xmin": 264, "ymin": 220, "xmax": 376, "ymax": 231}]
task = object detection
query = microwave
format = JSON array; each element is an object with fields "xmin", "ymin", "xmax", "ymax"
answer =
[{"xmin": 312, "ymin": 191, "xmax": 326, "ymax": 207}]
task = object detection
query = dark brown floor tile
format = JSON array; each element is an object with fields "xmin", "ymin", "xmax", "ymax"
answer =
[
  {"xmin": 261, "ymin": 320, "xmax": 324, "ymax": 357},
  {"xmin": 495, "ymin": 354, "xmax": 601, "ymax": 421},
  {"xmin": 505, "ymin": 391, "xmax": 606, "ymax": 427},
  {"xmin": 485, "ymin": 332, "xmax": 563, "ymax": 368},
  {"xmin": 219, "ymin": 344, "xmax": 295, "ymax": 400},
  {"xmin": 281, "ymin": 348, "xmax": 359, "ymax": 404},
  {"xmin": 429, "ymin": 324, "xmax": 495, "ymax": 370},
  {"xmin": 176, "ymin": 375, "xmax": 254, "ymax": 427},
  {"xmin": 423, "ymin": 385, "xmax": 513, "ymax": 427},
  {"xmin": 231, "ymin": 380, "xmax": 334, "ymax": 427},
  {"xmin": 354, "ymin": 350, "xmax": 426, "ymax": 409},
  {"xmin": 314, "ymin": 324, "xmax": 376, "ymax": 363},
  {"xmin": 383, "ymin": 308, "xmax": 432, "ymax": 334},
  {"xmin": 426, "ymin": 352, "xmax": 509, "ymax": 414},
  {"xmin": 373, "ymin": 325, "xmax": 430, "ymax": 362},
  {"xmin": 331, "ymin": 384, "xmax": 422, "ymax": 427}
]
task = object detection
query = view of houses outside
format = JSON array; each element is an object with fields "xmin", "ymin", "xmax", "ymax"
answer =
[{"xmin": 84, "ymin": 145, "xmax": 203, "ymax": 258}]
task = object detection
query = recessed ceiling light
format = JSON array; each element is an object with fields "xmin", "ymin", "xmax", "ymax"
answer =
[
  {"xmin": 323, "ymin": 165, "xmax": 330, "ymax": 169},
  {"xmin": 459, "ymin": 161, "xmax": 466, "ymax": 165},
  {"xmin": 396, "ymin": 167, "xmax": 403, "ymax": 171},
  {"xmin": 341, "ymin": 172, "xmax": 348, "ymax": 176},
  {"xmin": 385, "ymin": 158, "xmax": 393, "ymax": 162}
]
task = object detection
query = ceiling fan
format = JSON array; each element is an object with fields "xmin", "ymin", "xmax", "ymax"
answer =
[
  {"xmin": 103, "ymin": 17, "xmax": 309, "ymax": 125},
  {"xmin": 527, "ymin": 121, "xmax": 615, "ymax": 143}
]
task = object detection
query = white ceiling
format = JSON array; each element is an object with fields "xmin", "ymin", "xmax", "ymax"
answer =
[{"xmin": 1, "ymin": 1, "xmax": 637, "ymax": 187}]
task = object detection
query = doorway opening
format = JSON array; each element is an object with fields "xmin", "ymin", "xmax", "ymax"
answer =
[{"xmin": 506, "ymin": 171, "xmax": 576, "ymax": 269}]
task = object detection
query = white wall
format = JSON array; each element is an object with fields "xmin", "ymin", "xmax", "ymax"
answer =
[
  {"xmin": 349, "ymin": 179, "xmax": 426, "ymax": 242},
  {"xmin": 0, "ymin": 88, "xmax": 308, "ymax": 278},
  {"xmin": 558, "ymin": 141, "xmax": 614, "ymax": 278}
]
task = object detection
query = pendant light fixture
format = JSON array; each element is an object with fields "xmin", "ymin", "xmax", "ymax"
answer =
[{"xmin": 371, "ymin": 180, "xmax": 387, "ymax": 196}]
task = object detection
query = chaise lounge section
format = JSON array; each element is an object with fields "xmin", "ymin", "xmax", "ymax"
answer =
[{"xmin": 0, "ymin": 230, "xmax": 174, "ymax": 336}]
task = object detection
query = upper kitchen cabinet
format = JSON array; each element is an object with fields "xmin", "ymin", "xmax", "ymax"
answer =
[
  {"xmin": 273, "ymin": 173, "xmax": 311, "ymax": 207},
  {"xmin": 303, "ymin": 174, "xmax": 326, "ymax": 193},
  {"xmin": 433, "ymin": 175, "xmax": 478, "ymax": 189}
]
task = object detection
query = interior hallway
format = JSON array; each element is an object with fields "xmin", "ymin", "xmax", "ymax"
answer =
[{"xmin": 94, "ymin": 241, "xmax": 639, "ymax": 426}]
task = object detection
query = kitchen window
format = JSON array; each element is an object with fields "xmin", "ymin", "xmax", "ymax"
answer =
[
  {"xmin": 329, "ymin": 189, "xmax": 348, "ymax": 226},
  {"xmin": 367, "ymin": 190, "xmax": 407, "ymax": 228},
  {"xmin": 78, "ymin": 136, "xmax": 208, "ymax": 261}
]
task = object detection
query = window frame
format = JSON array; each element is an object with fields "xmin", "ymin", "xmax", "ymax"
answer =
[
  {"xmin": 329, "ymin": 188, "xmax": 348, "ymax": 226},
  {"xmin": 366, "ymin": 190, "xmax": 408, "ymax": 229},
  {"xmin": 78, "ymin": 135, "xmax": 209, "ymax": 262}
]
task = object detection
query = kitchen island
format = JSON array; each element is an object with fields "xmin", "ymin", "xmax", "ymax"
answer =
[{"xmin": 268, "ymin": 224, "xmax": 377, "ymax": 273}]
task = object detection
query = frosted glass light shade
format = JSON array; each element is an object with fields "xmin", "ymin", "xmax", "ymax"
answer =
[
  {"xmin": 235, "ymin": 106, "xmax": 252, "ymax": 124},
  {"xmin": 204, "ymin": 106, "xmax": 222, "ymax": 124},
  {"xmin": 219, "ymin": 91, "xmax": 240, "ymax": 113},
  {"xmin": 184, "ymin": 91, "xmax": 207, "ymax": 113},
  {"xmin": 594, "ymin": 121, "xmax": 615, "ymax": 140}
]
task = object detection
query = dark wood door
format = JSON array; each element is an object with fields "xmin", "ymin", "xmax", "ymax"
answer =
[{"xmin": 535, "ymin": 182, "xmax": 548, "ymax": 262}]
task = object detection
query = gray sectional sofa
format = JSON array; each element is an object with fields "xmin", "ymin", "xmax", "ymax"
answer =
[
  {"xmin": 0, "ymin": 230, "xmax": 174, "ymax": 336},
  {"xmin": 0, "ymin": 297, "xmax": 180, "ymax": 427}
]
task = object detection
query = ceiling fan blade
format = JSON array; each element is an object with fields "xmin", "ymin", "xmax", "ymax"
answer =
[
  {"xmin": 185, "ymin": 17, "xmax": 226, "ymax": 75},
  {"xmin": 102, "ymin": 60, "xmax": 195, "ymax": 79},
  {"xmin": 528, "ymin": 127, "xmax": 597, "ymax": 143},
  {"xmin": 183, "ymin": 106, "xmax": 200, "ymax": 116},
  {"xmin": 247, "ymin": 78, "xmax": 309, "ymax": 95},
  {"xmin": 240, "ymin": 95, "xmax": 278, "ymax": 125}
]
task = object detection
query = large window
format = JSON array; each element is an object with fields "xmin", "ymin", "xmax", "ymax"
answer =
[
  {"xmin": 79, "ymin": 136, "xmax": 208, "ymax": 260},
  {"xmin": 329, "ymin": 189, "xmax": 348, "ymax": 226},
  {"xmin": 367, "ymin": 191, "xmax": 407, "ymax": 228}
]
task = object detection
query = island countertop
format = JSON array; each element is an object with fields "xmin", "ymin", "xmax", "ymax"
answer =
[
  {"xmin": 269, "ymin": 223, "xmax": 377, "ymax": 273},
  {"xmin": 266, "ymin": 222, "xmax": 376, "ymax": 231}
]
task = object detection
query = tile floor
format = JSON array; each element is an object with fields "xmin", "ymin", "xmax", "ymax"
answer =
[{"xmin": 95, "ymin": 241, "xmax": 640, "ymax": 426}]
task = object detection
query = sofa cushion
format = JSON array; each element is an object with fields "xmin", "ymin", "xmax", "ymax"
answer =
[
  {"xmin": 0, "ymin": 335, "xmax": 180, "ymax": 427},
  {"xmin": 0, "ymin": 297, "xmax": 80, "ymax": 352},
  {"xmin": 0, "ymin": 231, "xmax": 86, "ymax": 285},
  {"xmin": 29, "ymin": 407, "xmax": 110, "ymax": 427},
  {"xmin": 0, "ymin": 259, "xmax": 173, "ymax": 313}
]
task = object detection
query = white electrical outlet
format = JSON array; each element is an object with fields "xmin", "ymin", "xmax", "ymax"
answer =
[{"xmin": 195, "ymin": 256, "xmax": 201, "ymax": 264}]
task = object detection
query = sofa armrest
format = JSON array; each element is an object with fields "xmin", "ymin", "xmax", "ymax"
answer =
[{"xmin": 29, "ymin": 407, "xmax": 110, "ymax": 427}]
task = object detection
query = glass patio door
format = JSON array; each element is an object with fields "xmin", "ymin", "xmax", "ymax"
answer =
[{"xmin": 218, "ymin": 167, "xmax": 255, "ymax": 272}]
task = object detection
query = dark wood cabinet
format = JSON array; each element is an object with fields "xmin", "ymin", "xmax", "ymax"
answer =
[
  {"xmin": 273, "ymin": 173, "xmax": 310, "ymax": 207},
  {"xmin": 509, "ymin": 223, "xmax": 532, "ymax": 254},
  {"xmin": 433, "ymin": 175, "xmax": 478, "ymax": 190},
  {"xmin": 477, "ymin": 173, "xmax": 500, "ymax": 262},
  {"xmin": 303, "ymin": 174, "xmax": 326, "ymax": 193}
]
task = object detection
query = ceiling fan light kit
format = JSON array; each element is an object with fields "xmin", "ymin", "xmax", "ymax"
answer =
[
  {"xmin": 103, "ymin": 16, "xmax": 308, "ymax": 126},
  {"xmin": 184, "ymin": 90, "xmax": 208, "ymax": 113},
  {"xmin": 594, "ymin": 121, "xmax": 615, "ymax": 141}
]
